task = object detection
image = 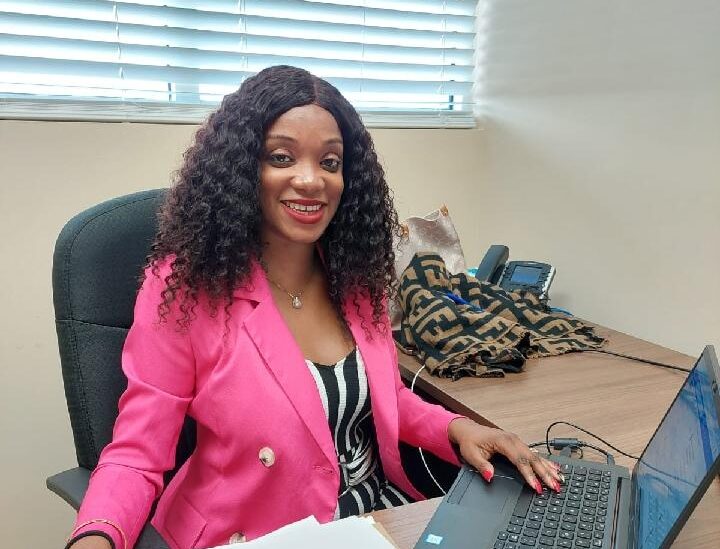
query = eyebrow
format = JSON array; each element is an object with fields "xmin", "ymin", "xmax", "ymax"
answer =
[{"xmin": 266, "ymin": 133, "xmax": 343, "ymax": 146}]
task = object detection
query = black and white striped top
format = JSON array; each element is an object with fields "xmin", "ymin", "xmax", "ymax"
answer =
[{"xmin": 306, "ymin": 348, "xmax": 413, "ymax": 519}]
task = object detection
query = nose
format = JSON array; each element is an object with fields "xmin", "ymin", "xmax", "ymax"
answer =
[{"xmin": 290, "ymin": 171, "xmax": 324, "ymax": 194}]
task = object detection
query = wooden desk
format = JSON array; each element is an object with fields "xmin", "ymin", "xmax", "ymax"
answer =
[{"xmin": 373, "ymin": 327, "xmax": 720, "ymax": 548}]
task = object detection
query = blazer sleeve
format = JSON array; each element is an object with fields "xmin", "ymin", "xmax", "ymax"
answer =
[
  {"xmin": 387, "ymin": 333, "xmax": 465, "ymax": 466},
  {"xmin": 70, "ymin": 264, "xmax": 196, "ymax": 549}
]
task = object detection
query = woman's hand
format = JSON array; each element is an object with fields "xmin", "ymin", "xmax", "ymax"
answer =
[
  {"xmin": 67, "ymin": 535, "xmax": 112, "ymax": 549},
  {"xmin": 448, "ymin": 417, "xmax": 563, "ymax": 494}
]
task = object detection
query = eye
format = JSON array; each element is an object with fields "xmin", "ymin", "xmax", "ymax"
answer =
[
  {"xmin": 268, "ymin": 152, "xmax": 293, "ymax": 165},
  {"xmin": 321, "ymin": 157, "xmax": 342, "ymax": 172}
]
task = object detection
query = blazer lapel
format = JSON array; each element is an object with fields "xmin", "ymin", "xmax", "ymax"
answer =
[
  {"xmin": 345, "ymin": 296, "xmax": 399, "ymax": 450},
  {"xmin": 239, "ymin": 264, "xmax": 337, "ymax": 468}
]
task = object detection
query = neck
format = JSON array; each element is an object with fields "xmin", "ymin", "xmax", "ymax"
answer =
[{"xmin": 261, "ymin": 238, "xmax": 319, "ymax": 293}]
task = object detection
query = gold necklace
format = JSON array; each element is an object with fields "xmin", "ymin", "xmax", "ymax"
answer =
[
  {"xmin": 267, "ymin": 277, "xmax": 305, "ymax": 309},
  {"xmin": 261, "ymin": 258, "xmax": 315, "ymax": 310}
]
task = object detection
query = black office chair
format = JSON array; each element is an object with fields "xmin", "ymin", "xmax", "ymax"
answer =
[
  {"xmin": 48, "ymin": 189, "xmax": 456, "ymax": 548},
  {"xmin": 48, "ymin": 189, "xmax": 196, "ymax": 549}
]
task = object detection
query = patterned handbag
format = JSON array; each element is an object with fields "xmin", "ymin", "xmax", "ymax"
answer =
[{"xmin": 389, "ymin": 205, "xmax": 467, "ymax": 330}]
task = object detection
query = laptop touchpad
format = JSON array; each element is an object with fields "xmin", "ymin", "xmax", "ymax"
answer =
[{"xmin": 456, "ymin": 471, "xmax": 523, "ymax": 515}]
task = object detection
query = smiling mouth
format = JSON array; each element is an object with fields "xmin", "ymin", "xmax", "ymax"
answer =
[{"xmin": 281, "ymin": 201, "xmax": 324, "ymax": 214}]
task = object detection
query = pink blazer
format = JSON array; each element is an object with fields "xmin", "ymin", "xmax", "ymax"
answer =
[{"xmin": 72, "ymin": 260, "xmax": 462, "ymax": 549}]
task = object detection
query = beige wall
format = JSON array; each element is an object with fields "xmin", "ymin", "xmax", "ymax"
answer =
[
  {"xmin": 473, "ymin": 0, "xmax": 720, "ymax": 354},
  {"xmin": 0, "ymin": 120, "xmax": 482, "ymax": 546},
  {"xmin": 3, "ymin": 1, "xmax": 720, "ymax": 546}
]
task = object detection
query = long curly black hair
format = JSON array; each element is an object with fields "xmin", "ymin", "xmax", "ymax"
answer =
[{"xmin": 148, "ymin": 65, "xmax": 401, "ymax": 332}]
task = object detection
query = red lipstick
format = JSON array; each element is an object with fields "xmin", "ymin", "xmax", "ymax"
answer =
[{"xmin": 281, "ymin": 200, "xmax": 325, "ymax": 225}]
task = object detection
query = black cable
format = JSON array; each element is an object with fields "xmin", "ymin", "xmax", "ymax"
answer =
[
  {"xmin": 587, "ymin": 349, "xmax": 691, "ymax": 373},
  {"xmin": 533, "ymin": 437, "xmax": 619, "ymax": 465},
  {"xmin": 580, "ymin": 441, "xmax": 608, "ymax": 455},
  {"xmin": 545, "ymin": 421, "xmax": 641, "ymax": 461},
  {"xmin": 532, "ymin": 437, "xmax": 612, "ymax": 463},
  {"xmin": 580, "ymin": 442, "xmax": 614, "ymax": 464}
]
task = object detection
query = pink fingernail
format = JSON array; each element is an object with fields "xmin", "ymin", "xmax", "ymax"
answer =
[
  {"xmin": 481, "ymin": 470, "xmax": 494, "ymax": 483},
  {"xmin": 534, "ymin": 480, "xmax": 543, "ymax": 495}
]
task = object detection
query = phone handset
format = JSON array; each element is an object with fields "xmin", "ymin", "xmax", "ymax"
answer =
[{"xmin": 475, "ymin": 244, "xmax": 509, "ymax": 283}]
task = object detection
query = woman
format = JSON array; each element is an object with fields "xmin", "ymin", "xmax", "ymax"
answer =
[{"xmin": 67, "ymin": 65, "xmax": 561, "ymax": 549}]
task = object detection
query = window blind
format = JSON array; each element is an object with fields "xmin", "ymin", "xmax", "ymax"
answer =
[{"xmin": 0, "ymin": 0, "xmax": 478, "ymax": 127}]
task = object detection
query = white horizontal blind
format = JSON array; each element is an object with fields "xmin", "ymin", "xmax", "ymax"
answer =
[{"xmin": 0, "ymin": 0, "xmax": 478, "ymax": 127}]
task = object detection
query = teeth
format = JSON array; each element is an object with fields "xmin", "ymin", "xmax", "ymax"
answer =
[{"xmin": 284, "ymin": 202, "xmax": 322, "ymax": 213}]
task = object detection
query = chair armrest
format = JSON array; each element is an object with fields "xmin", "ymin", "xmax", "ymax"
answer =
[
  {"xmin": 47, "ymin": 467, "xmax": 91, "ymax": 510},
  {"xmin": 48, "ymin": 468, "xmax": 170, "ymax": 548}
]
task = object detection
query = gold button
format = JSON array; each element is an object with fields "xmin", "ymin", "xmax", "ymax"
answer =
[
  {"xmin": 228, "ymin": 532, "xmax": 246, "ymax": 543},
  {"xmin": 258, "ymin": 447, "xmax": 275, "ymax": 467}
]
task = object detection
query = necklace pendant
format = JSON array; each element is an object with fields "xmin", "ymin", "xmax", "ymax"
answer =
[{"xmin": 291, "ymin": 295, "xmax": 303, "ymax": 309}]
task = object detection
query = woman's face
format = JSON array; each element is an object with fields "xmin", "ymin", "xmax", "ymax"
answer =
[{"xmin": 259, "ymin": 104, "xmax": 344, "ymax": 247}]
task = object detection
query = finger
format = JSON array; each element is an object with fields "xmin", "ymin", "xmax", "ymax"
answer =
[
  {"xmin": 546, "ymin": 459, "xmax": 562, "ymax": 472},
  {"xmin": 531, "ymin": 453, "xmax": 563, "ymax": 483},
  {"xmin": 485, "ymin": 433, "xmax": 543, "ymax": 494},
  {"xmin": 508, "ymin": 446, "xmax": 562, "ymax": 494},
  {"xmin": 533, "ymin": 464, "xmax": 564, "ymax": 493},
  {"xmin": 523, "ymin": 448, "xmax": 563, "ymax": 486},
  {"xmin": 540, "ymin": 457, "xmax": 565, "ymax": 483},
  {"xmin": 512, "ymin": 453, "xmax": 543, "ymax": 495},
  {"xmin": 531, "ymin": 455, "xmax": 562, "ymax": 493},
  {"xmin": 462, "ymin": 444, "xmax": 495, "ymax": 483}
]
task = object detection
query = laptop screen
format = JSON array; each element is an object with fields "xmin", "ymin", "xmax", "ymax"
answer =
[{"xmin": 633, "ymin": 347, "xmax": 720, "ymax": 548}]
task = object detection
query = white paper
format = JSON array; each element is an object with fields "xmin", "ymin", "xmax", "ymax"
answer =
[{"xmin": 210, "ymin": 515, "xmax": 396, "ymax": 549}]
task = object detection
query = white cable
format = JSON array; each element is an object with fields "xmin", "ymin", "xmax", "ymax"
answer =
[
  {"xmin": 410, "ymin": 363, "xmax": 447, "ymax": 495},
  {"xmin": 409, "ymin": 363, "xmax": 425, "ymax": 393}
]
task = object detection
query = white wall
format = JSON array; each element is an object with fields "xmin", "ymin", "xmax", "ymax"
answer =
[{"xmin": 473, "ymin": 0, "xmax": 720, "ymax": 354}]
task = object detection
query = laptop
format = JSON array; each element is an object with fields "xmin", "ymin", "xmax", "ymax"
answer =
[{"xmin": 415, "ymin": 345, "xmax": 720, "ymax": 549}]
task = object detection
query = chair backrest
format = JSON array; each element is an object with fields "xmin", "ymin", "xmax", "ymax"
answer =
[{"xmin": 53, "ymin": 189, "xmax": 196, "ymax": 474}]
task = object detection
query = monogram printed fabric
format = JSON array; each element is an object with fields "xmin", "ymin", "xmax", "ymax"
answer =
[
  {"xmin": 395, "ymin": 253, "xmax": 606, "ymax": 379},
  {"xmin": 390, "ymin": 206, "xmax": 467, "ymax": 330}
]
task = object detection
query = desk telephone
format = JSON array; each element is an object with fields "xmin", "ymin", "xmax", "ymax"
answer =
[{"xmin": 475, "ymin": 244, "xmax": 555, "ymax": 300}]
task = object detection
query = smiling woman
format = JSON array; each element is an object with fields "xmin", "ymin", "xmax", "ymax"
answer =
[
  {"xmin": 65, "ymin": 65, "xmax": 560, "ymax": 549},
  {"xmin": 260, "ymin": 104, "xmax": 345, "ymax": 245},
  {"xmin": 146, "ymin": 65, "xmax": 400, "ymax": 333}
]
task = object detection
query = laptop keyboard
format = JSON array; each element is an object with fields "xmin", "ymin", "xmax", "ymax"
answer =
[{"xmin": 494, "ymin": 463, "xmax": 613, "ymax": 549}]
